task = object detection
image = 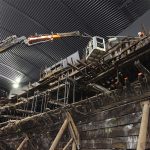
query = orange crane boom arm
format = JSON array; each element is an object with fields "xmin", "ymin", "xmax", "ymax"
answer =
[{"xmin": 25, "ymin": 31, "xmax": 81, "ymax": 46}]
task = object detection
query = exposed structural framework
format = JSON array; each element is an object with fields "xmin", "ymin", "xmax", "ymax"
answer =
[
  {"xmin": 49, "ymin": 112, "xmax": 80, "ymax": 150},
  {"xmin": 0, "ymin": 33, "xmax": 150, "ymax": 149},
  {"xmin": 0, "ymin": 31, "xmax": 81, "ymax": 53},
  {"xmin": 0, "ymin": 31, "xmax": 106, "ymax": 62}
]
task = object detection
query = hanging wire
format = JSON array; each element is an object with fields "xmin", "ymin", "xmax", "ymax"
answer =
[
  {"xmin": 64, "ymin": 75, "xmax": 68, "ymax": 105},
  {"xmin": 43, "ymin": 92, "xmax": 47, "ymax": 112},
  {"xmin": 23, "ymin": 91, "xmax": 28, "ymax": 117},
  {"xmin": 25, "ymin": 91, "xmax": 29, "ymax": 116},
  {"xmin": 9, "ymin": 107, "xmax": 12, "ymax": 120},
  {"xmin": 66, "ymin": 81, "xmax": 70, "ymax": 104},
  {"xmin": 82, "ymin": 32, "xmax": 92, "ymax": 38},
  {"xmin": 57, "ymin": 77, "xmax": 60, "ymax": 101},
  {"xmin": 31, "ymin": 91, "xmax": 35, "ymax": 112},
  {"xmin": 34, "ymin": 91, "xmax": 38, "ymax": 112},
  {"xmin": 40, "ymin": 94, "xmax": 44, "ymax": 113},
  {"xmin": 73, "ymin": 79, "xmax": 76, "ymax": 103},
  {"xmin": 23, "ymin": 101, "xmax": 26, "ymax": 117},
  {"xmin": 45, "ymin": 90, "xmax": 51, "ymax": 111},
  {"xmin": 46, "ymin": 91, "xmax": 50, "ymax": 110},
  {"xmin": 31, "ymin": 91, "xmax": 37, "ymax": 111}
]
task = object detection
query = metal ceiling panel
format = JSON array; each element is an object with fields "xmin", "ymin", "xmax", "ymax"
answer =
[
  {"xmin": 0, "ymin": 76, "xmax": 12, "ymax": 89},
  {"xmin": 0, "ymin": 63, "xmax": 24, "ymax": 82}
]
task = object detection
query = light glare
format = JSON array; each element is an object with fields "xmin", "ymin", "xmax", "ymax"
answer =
[
  {"xmin": 15, "ymin": 77, "xmax": 21, "ymax": 83},
  {"xmin": 13, "ymin": 83, "xmax": 19, "ymax": 88}
]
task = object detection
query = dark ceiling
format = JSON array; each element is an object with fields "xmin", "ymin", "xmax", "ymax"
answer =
[{"xmin": 0, "ymin": 0, "xmax": 150, "ymax": 91}]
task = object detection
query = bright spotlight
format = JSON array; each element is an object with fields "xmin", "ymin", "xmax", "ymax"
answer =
[
  {"xmin": 15, "ymin": 77, "xmax": 21, "ymax": 83},
  {"xmin": 12, "ymin": 83, "xmax": 19, "ymax": 89}
]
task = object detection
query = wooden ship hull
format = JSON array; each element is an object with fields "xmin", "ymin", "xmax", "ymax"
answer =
[{"xmin": 0, "ymin": 35, "xmax": 150, "ymax": 150}]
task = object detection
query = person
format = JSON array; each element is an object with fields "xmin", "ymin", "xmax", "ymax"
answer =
[
  {"xmin": 138, "ymin": 32, "xmax": 145, "ymax": 38},
  {"xmin": 124, "ymin": 77, "xmax": 132, "ymax": 96},
  {"xmin": 115, "ymin": 81, "xmax": 123, "ymax": 96},
  {"xmin": 138, "ymin": 72, "xmax": 148, "ymax": 91},
  {"xmin": 138, "ymin": 73, "xmax": 144, "ymax": 85},
  {"xmin": 138, "ymin": 72, "xmax": 145, "ymax": 93},
  {"xmin": 109, "ymin": 80, "xmax": 116, "ymax": 90}
]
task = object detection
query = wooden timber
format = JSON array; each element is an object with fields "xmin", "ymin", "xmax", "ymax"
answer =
[
  {"xmin": 136, "ymin": 101, "xmax": 150, "ymax": 150},
  {"xmin": 49, "ymin": 119, "xmax": 69, "ymax": 150},
  {"xmin": 17, "ymin": 136, "xmax": 29, "ymax": 150},
  {"xmin": 63, "ymin": 138, "xmax": 73, "ymax": 150}
]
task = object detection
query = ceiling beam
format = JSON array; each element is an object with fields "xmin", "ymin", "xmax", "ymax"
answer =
[
  {"xmin": 0, "ymin": 62, "xmax": 34, "ymax": 80},
  {"xmin": 0, "ymin": 74, "xmax": 14, "ymax": 83}
]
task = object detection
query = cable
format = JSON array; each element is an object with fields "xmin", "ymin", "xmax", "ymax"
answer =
[
  {"xmin": 43, "ymin": 92, "xmax": 47, "ymax": 112},
  {"xmin": 31, "ymin": 92, "xmax": 35, "ymax": 112},
  {"xmin": 64, "ymin": 76, "xmax": 68, "ymax": 105},
  {"xmin": 40, "ymin": 95, "xmax": 44, "ymax": 113},
  {"xmin": 66, "ymin": 82, "xmax": 70, "ymax": 104},
  {"xmin": 25, "ymin": 91, "xmax": 29, "ymax": 116},
  {"xmin": 57, "ymin": 77, "xmax": 60, "ymax": 101},
  {"xmin": 73, "ymin": 79, "xmax": 76, "ymax": 103},
  {"xmin": 34, "ymin": 91, "xmax": 38, "ymax": 112}
]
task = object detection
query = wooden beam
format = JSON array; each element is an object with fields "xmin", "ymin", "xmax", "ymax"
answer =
[
  {"xmin": 66, "ymin": 112, "xmax": 80, "ymax": 149},
  {"xmin": 67, "ymin": 63, "xmax": 87, "ymax": 76},
  {"xmin": 0, "ymin": 120, "xmax": 18, "ymax": 128},
  {"xmin": 68, "ymin": 121, "xmax": 77, "ymax": 148},
  {"xmin": 49, "ymin": 119, "xmax": 69, "ymax": 150},
  {"xmin": 77, "ymin": 60, "xmax": 87, "ymax": 67},
  {"xmin": 47, "ymin": 99, "xmax": 65, "ymax": 107},
  {"xmin": 17, "ymin": 136, "xmax": 29, "ymax": 150},
  {"xmin": 136, "ymin": 101, "xmax": 150, "ymax": 150},
  {"xmin": 63, "ymin": 138, "xmax": 73, "ymax": 150},
  {"xmin": 0, "ymin": 99, "xmax": 29, "ymax": 113},
  {"xmin": 16, "ymin": 109, "xmax": 38, "ymax": 115},
  {"xmin": 72, "ymin": 142, "xmax": 76, "ymax": 150},
  {"xmin": 0, "ymin": 115, "xmax": 24, "ymax": 120}
]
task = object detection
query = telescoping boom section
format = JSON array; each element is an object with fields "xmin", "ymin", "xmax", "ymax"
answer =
[{"xmin": 25, "ymin": 31, "xmax": 81, "ymax": 46}]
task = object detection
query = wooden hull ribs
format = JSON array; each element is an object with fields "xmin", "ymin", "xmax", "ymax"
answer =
[{"xmin": 0, "ymin": 35, "xmax": 150, "ymax": 149}]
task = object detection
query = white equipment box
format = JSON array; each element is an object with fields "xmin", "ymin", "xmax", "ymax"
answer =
[{"xmin": 85, "ymin": 36, "xmax": 106, "ymax": 63}]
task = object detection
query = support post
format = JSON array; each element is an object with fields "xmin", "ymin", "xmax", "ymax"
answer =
[
  {"xmin": 49, "ymin": 119, "xmax": 69, "ymax": 150},
  {"xmin": 63, "ymin": 138, "xmax": 73, "ymax": 150},
  {"xmin": 68, "ymin": 121, "xmax": 78, "ymax": 148},
  {"xmin": 66, "ymin": 112, "xmax": 80, "ymax": 149},
  {"xmin": 137, "ymin": 101, "xmax": 150, "ymax": 150},
  {"xmin": 17, "ymin": 136, "xmax": 29, "ymax": 150},
  {"xmin": 72, "ymin": 142, "xmax": 76, "ymax": 150}
]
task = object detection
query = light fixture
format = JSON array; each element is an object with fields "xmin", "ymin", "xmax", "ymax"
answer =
[
  {"xmin": 15, "ymin": 77, "xmax": 21, "ymax": 83},
  {"xmin": 12, "ymin": 83, "xmax": 19, "ymax": 89},
  {"xmin": 12, "ymin": 77, "xmax": 21, "ymax": 89}
]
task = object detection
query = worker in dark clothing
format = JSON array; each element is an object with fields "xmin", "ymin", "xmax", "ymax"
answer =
[
  {"xmin": 138, "ymin": 72, "xmax": 147, "ymax": 92},
  {"xmin": 138, "ymin": 72, "xmax": 144, "ymax": 93},
  {"xmin": 124, "ymin": 77, "xmax": 132, "ymax": 96},
  {"xmin": 110, "ymin": 83, "xmax": 116, "ymax": 90},
  {"xmin": 143, "ymin": 75, "xmax": 148, "ymax": 90},
  {"xmin": 115, "ymin": 81, "xmax": 123, "ymax": 96}
]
